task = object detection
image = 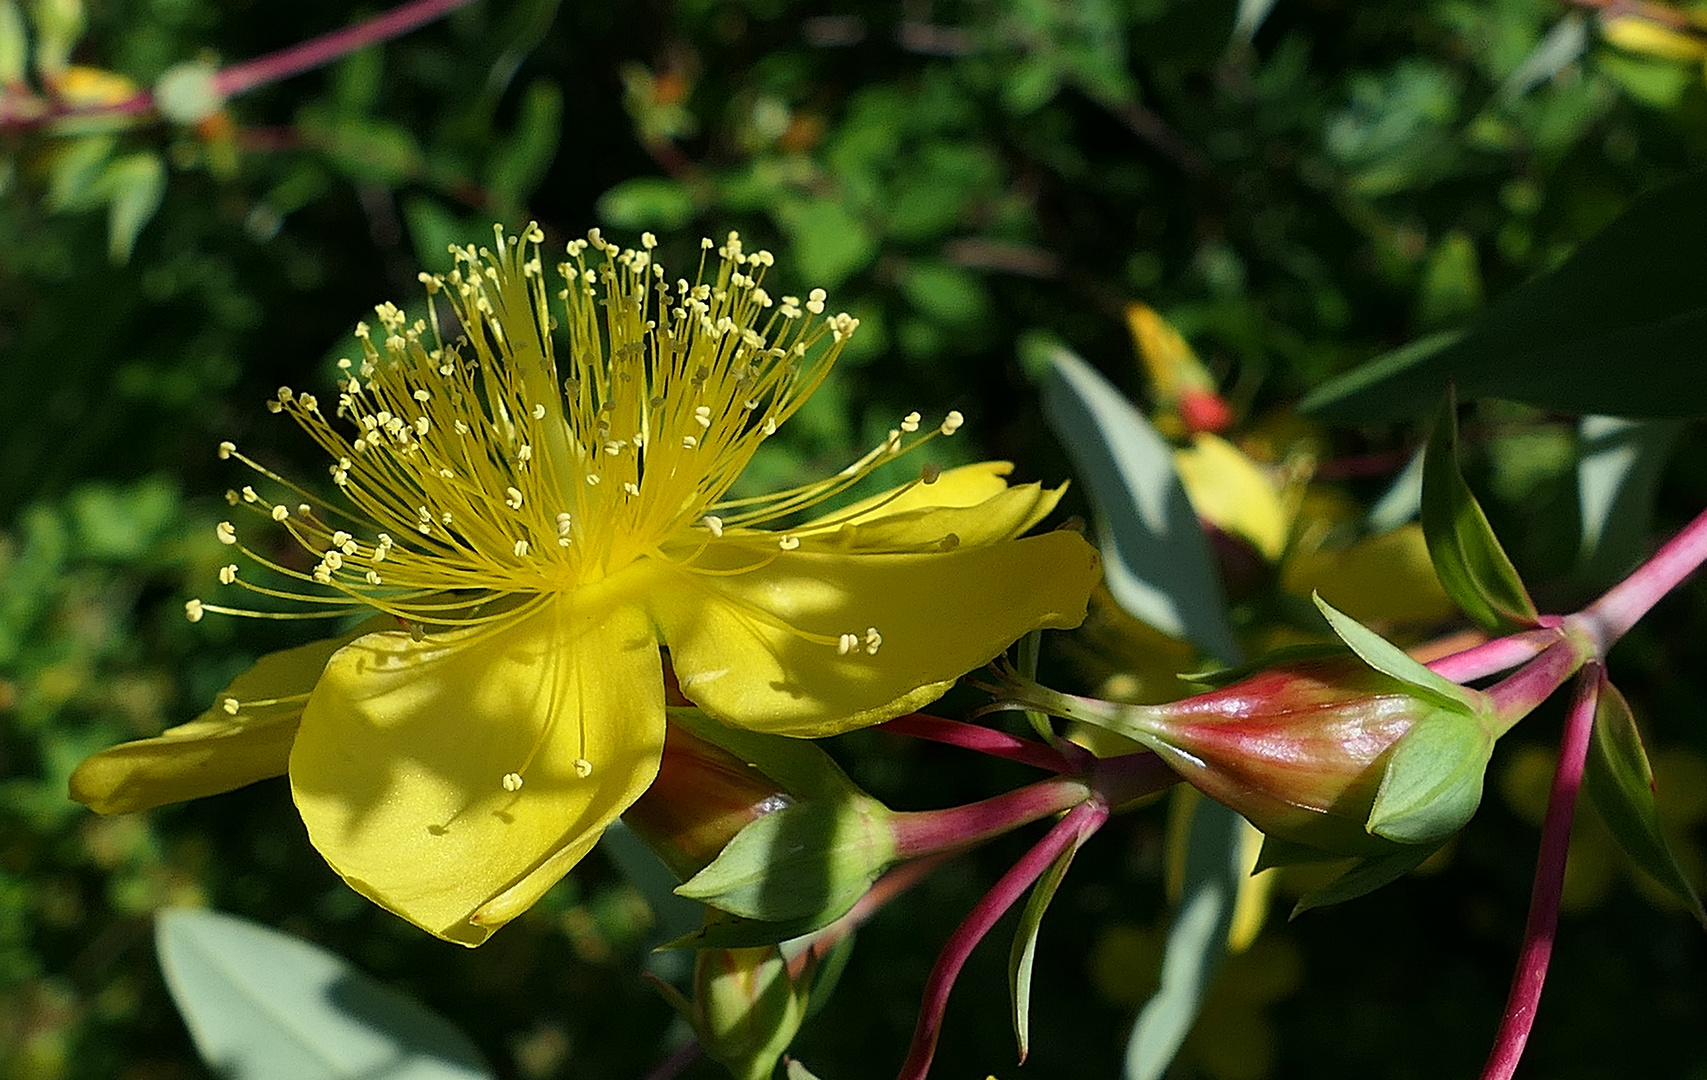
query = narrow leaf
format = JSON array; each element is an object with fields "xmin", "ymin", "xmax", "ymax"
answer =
[
  {"xmin": 156, "ymin": 908, "xmax": 493, "ymax": 1080},
  {"xmin": 1038, "ymin": 342, "xmax": 1240, "ymax": 664},
  {"xmin": 101, "ymin": 152, "xmax": 165, "ymax": 263},
  {"xmin": 1123, "ymin": 797, "xmax": 1244, "ymax": 1080},
  {"xmin": 1367, "ymin": 713, "xmax": 1494, "ymax": 844},
  {"xmin": 1312, "ymin": 593, "xmax": 1477, "ymax": 712},
  {"xmin": 1009, "ymin": 829, "xmax": 1084, "ymax": 1062},
  {"xmin": 1584, "ymin": 682, "xmax": 1707, "ymax": 925},
  {"xmin": 1420, "ymin": 394, "xmax": 1539, "ymax": 630}
]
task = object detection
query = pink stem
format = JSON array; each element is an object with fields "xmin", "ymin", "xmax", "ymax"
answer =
[
  {"xmin": 1485, "ymin": 641, "xmax": 1587, "ymax": 736},
  {"xmin": 880, "ymin": 713, "xmax": 1076, "ymax": 774},
  {"xmin": 896, "ymin": 800, "xmax": 1108, "ymax": 1080},
  {"xmin": 213, "ymin": 0, "xmax": 477, "ymax": 97},
  {"xmin": 1479, "ymin": 664, "xmax": 1602, "ymax": 1080},
  {"xmin": 19, "ymin": 0, "xmax": 475, "ymax": 127},
  {"xmin": 891, "ymin": 777, "xmax": 1091, "ymax": 860},
  {"xmin": 1426, "ymin": 627, "xmax": 1560, "ymax": 684},
  {"xmin": 1572, "ymin": 504, "xmax": 1707, "ymax": 656}
]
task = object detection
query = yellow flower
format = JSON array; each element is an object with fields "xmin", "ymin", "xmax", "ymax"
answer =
[{"xmin": 71, "ymin": 226, "xmax": 1099, "ymax": 945}]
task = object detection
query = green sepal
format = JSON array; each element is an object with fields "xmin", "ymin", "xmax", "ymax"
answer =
[
  {"xmin": 666, "ymin": 707, "xmax": 860, "ymax": 803},
  {"xmin": 1584, "ymin": 681, "xmax": 1707, "ymax": 927},
  {"xmin": 657, "ymin": 911, "xmax": 830, "ymax": 952},
  {"xmin": 1421, "ymin": 392, "xmax": 1540, "ymax": 632},
  {"xmin": 1290, "ymin": 844, "xmax": 1439, "ymax": 917},
  {"xmin": 1312, "ymin": 593, "xmax": 1479, "ymax": 713},
  {"xmin": 1253, "ymin": 833, "xmax": 1352, "ymax": 871},
  {"xmin": 1366, "ymin": 711, "xmax": 1495, "ymax": 844},
  {"xmin": 674, "ymin": 796, "xmax": 896, "ymax": 924},
  {"xmin": 1008, "ymin": 829, "xmax": 1083, "ymax": 1062}
]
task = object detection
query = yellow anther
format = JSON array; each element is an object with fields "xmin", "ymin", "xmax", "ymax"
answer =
[
  {"xmin": 222, "ymin": 697, "xmax": 240, "ymax": 715},
  {"xmin": 271, "ymin": 505, "xmax": 290, "ymax": 522},
  {"xmin": 901, "ymin": 411, "xmax": 921, "ymax": 433},
  {"xmin": 941, "ymin": 410, "xmax": 964, "ymax": 435},
  {"xmin": 185, "ymin": 599, "xmax": 205, "ymax": 622},
  {"xmin": 502, "ymin": 772, "xmax": 524, "ymax": 792},
  {"xmin": 703, "ymin": 515, "xmax": 724, "ymax": 537},
  {"xmin": 216, "ymin": 522, "xmax": 237, "ymax": 545},
  {"xmin": 514, "ymin": 539, "xmax": 531, "ymax": 557},
  {"xmin": 864, "ymin": 627, "xmax": 883, "ymax": 655},
  {"xmin": 573, "ymin": 758, "xmax": 594, "ymax": 778},
  {"xmin": 217, "ymin": 441, "xmax": 236, "ymax": 459},
  {"xmin": 505, "ymin": 486, "xmax": 524, "ymax": 510},
  {"xmin": 219, "ymin": 564, "xmax": 238, "ymax": 585},
  {"xmin": 778, "ymin": 535, "xmax": 800, "ymax": 551},
  {"xmin": 837, "ymin": 633, "xmax": 859, "ymax": 655}
]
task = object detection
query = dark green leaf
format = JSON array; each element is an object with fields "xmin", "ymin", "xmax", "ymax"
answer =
[
  {"xmin": 1253, "ymin": 834, "xmax": 1350, "ymax": 871},
  {"xmin": 1420, "ymin": 394, "xmax": 1540, "ymax": 631},
  {"xmin": 1584, "ymin": 682, "xmax": 1707, "ymax": 926},
  {"xmin": 1302, "ymin": 172, "xmax": 1707, "ymax": 420}
]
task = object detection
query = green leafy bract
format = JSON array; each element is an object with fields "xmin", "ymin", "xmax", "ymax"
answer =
[
  {"xmin": 1312, "ymin": 593, "xmax": 1480, "ymax": 712},
  {"xmin": 1366, "ymin": 712, "xmax": 1495, "ymax": 845},
  {"xmin": 1008, "ymin": 825, "xmax": 1085, "ymax": 1062},
  {"xmin": 1420, "ymin": 393, "xmax": 1540, "ymax": 631},
  {"xmin": 1584, "ymin": 681, "xmax": 1707, "ymax": 927}
]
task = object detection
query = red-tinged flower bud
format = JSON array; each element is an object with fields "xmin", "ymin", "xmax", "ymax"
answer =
[
  {"xmin": 623, "ymin": 723, "xmax": 792, "ymax": 880},
  {"xmin": 1003, "ymin": 655, "xmax": 1463, "ymax": 855}
]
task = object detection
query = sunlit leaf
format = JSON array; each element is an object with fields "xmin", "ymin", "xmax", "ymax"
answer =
[
  {"xmin": 1038, "ymin": 341, "xmax": 1239, "ymax": 664},
  {"xmin": 1009, "ymin": 829, "xmax": 1083, "ymax": 1062},
  {"xmin": 1312, "ymin": 594, "xmax": 1477, "ymax": 712},
  {"xmin": 156, "ymin": 908, "xmax": 493, "ymax": 1080},
  {"xmin": 1366, "ymin": 712, "xmax": 1494, "ymax": 844}
]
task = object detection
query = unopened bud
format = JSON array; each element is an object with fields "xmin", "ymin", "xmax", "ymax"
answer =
[
  {"xmin": 623, "ymin": 723, "xmax": 793, "ymax": 880},
  {"xmin": 693, "ymin": 946, "xmax": 812, "ymax": 1080},
  {"xmin": 1004, "ymin": 655, "xmax": 1476, "ymax": 855}
]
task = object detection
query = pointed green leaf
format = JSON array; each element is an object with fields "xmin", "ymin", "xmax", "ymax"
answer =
[
  {"xmin": 1009, "ymin": 829, "xmax": 1084, "ymax": 1062},
  {"xmin": 1367, "ymin": 713, "xmax": 1494, "ymax": 844},
  {"xmin": 675, "ymin": 797, "xmax": 895, "ymax": 923},
  {"xmin": 1301, "ymin": 172, "xmax": 1707, "ymax": 421},
  {"xmin": 156, "ymin": 908, "xmax": 493, "ymax": 1080},
  {"xmin": 1254, "ymin": 834, "xmax": 1350, "ymax": 871},
  {"xmin": 1290, "ymin": 845, "xmax": 1438, "ymax": 917},
  {"xmin": 657, "ymin": 910, "xmax": 828, "ymax": 952},
  {"xmin": 1584, "ymin": 682, "xmax": 1707, "ymax": 926},
  {"xmin": 1312, "ymin": 593, "xmax": 1478, "ymax": 713},
  {"xmin": 1421, "ymin": 394, "xmax": 1540, "ymax": 631}
]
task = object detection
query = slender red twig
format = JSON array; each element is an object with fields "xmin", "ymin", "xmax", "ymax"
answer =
[
  {"xmin": 1479, "ymin": 664, "xmax": 1602, "ymax": 1080},
  {"xmin": 1573, "ymin": 504, "xmax": 1707, "ymax": 655},
  {"xmin": 879, "ymin": 712, "xmax": 1077, "ymax": 774},
  {"xmin": 213, "ymin": 0, "xmax": 476, "ymax": 98}
]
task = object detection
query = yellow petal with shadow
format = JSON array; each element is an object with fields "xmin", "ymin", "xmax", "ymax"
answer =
[
  {"xmin": 799, "ymin": 479, "xmax": 1069, "ymax": 553},
  {"xmin": 69, "ymin": 628, "xmax": 372, "ymax": 814},
  {"xmin": 289, "ymin": 593, "xmax": 665, "ymax": 946},
  {"xmin": 650, "ymin": 529, "xmax": 1100, "ymax": 738},
  {"xmin": 806, "ymin": 461, "xmax": 1021, "ymax": 525}
]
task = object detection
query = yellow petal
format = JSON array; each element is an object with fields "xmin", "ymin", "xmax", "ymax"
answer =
[
  {"xmin": 1281, "ymin": 523, "xmax": 1457, "ymax": 625},
  {"xmin": 69, "ymin": 630, "xmax": 363, "ymax": 815},
  {"xmin": 650, "ymin": 530, "xmax": 1100, "ymax": 737},
  {"xmin": 800, "ymin": 461, "xmax": 1019, "ymax": 528},
  {"xmin": 796, "ymin": 480, "xmax": 1067, "ymax": 553},
  {"xmin": 1172, "ymin": 433, "xmax": 1289, "ymax": 561},
  {"xmin": 289, "ymin": 594, "xmax": 665, "ymax": 946}
]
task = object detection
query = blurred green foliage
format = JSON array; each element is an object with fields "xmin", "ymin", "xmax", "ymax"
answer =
[{"xmin": 4, "ymin": 0, "xmax": 1707, "ymax": 1077}]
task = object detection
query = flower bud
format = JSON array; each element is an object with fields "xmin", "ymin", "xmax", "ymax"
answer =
[
  {"xmin": 692, "ymin": 945, "xmax": 812, "ymax": 1080},
  {"xmin": 1011, "ymin": 655, "xmax": 1465, "ymax": 855}
]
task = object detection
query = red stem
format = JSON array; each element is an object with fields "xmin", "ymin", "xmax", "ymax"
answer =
[
  {"xmin": 1485, "ymin": 641, "xmax": 1588, "ymax": 735},
  {"xmin": 880, "ymin": 713, "xmax": 1076, "ymax": 773},
  {"xmin": 890, "ymin": 777, "xmax": 1091, "ymax": 860},
  {"xmin": 1427, "ymin": 627, "xmax": 1561, "ymax": 684},
  {"xmin": 1479, "ymin": 665, "xmax": 1602, "ymax": 1080},
  {"xmin": 895, "ymin": 800, "xmax": 1108, "ymax": 1080}
]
